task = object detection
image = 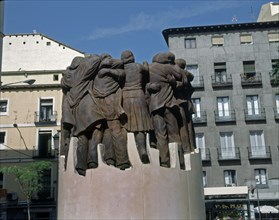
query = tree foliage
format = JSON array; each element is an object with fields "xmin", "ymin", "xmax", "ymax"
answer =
[
  {"xmin": 0, "ymin": 161, "xmax": 52, "ymax": 220},
  {"xmin": 271, "ymin": 59, "xmax": 279, "ymax": 83}
]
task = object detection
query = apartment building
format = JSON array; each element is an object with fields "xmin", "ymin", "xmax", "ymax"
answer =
[
  {"xmin": 0, "ymin": 33, "xmax": 84, "ymax": 219},
  {"xmin": 162, "ymin": 17, "xmax": 279, "ymax": 220}
]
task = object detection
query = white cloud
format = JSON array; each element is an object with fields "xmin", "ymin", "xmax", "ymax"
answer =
[{"xmin": 87, "ymin": 1, "xmax": 240, "ymax": 40}]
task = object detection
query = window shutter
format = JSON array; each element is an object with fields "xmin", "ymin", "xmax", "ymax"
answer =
[
  {"xmin": 268, "ymin": 32, "xmax": 279, "ymax": 42},
  {"xmin": 240, "ymin": 34, "xmax": 252, "ymax": 43},
  {"xmin": 212, "ymin": 36, "xmax": 224, "ymax": 45}
]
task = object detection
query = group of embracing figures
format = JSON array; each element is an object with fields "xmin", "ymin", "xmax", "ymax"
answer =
[{"xmin": 60, "ymin": 50, "xmax": 196, "ymax": 176}]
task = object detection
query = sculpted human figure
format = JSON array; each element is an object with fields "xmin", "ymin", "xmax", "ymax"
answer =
[
  {"xmin": 147, "ymin": 52, "xmax": 182, "ymax": 168},
  {"xmin": 121, "ymin": 50, "xmax": 153, "ymax": 164},
  {"xmin": 92, "ymin": 54, "xmax": 131, "ymax": 170},
  {"xmin": 61, "ymin": 55, "xmax": 104, "ymax": 176},
  {"xmin": 175, "ymin": 58, "xmax": 196, "ymax": 151}
]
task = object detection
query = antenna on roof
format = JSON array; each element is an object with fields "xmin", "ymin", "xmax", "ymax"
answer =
[{"xmin": 232, "ymin": 15, "xmax": 238, "ymax": 22}]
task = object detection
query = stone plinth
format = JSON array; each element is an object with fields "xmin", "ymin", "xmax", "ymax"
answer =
[{"xmin": 57, "ymin": 133, "xmax": 205, "ymax": 219}]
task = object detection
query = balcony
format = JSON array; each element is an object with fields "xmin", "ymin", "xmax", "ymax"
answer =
[
  {"xmin": 191, "ymin": 76, "xmax": 204, "ymax": 90},
  {"xmin": 214, "ymin": 109, "xmax": 236, "ymax": 124},
  {"xmin": 34, "ymin": 111, "xmax": 57, "ymax": 125},
  {"xmin": 200, "ymin": 148, "xmax": 211, "ymax": 161},
  {"xmin": 244, "ymin": 108, "xmax": 266, "ymax": 122},
  {"xmin": 274, "ymin": 108, "xmax": 279, "ymax": 121},
  {"xmin": 217, "ymin": 147, "xmax": 241, "ymax": 161},
  {"xmin": 192, "ymin": 111, "xmax": 207, "ymax": 125},
  {"xmin": 211, "ymin": 74, "xmax": 233, "ymax": 89},
  {"xmin": 248, "ymin": 146, "xmax": 271, "ymax": 160},
  {"xmin": 240, "ymin": 72, "xmax": 262, "ymax": 87}
]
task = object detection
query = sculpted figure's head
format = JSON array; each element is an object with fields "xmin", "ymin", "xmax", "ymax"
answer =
[
  {"xmin": 175, "ymin": 58, "xmax": 186, "ymax": 70},
  {"xmin": 121, "ymin": 50, "xmax": 135, "ymax": 64},
  {"xmin": 69, "ymin": 56, "xmax": 84, "ymax": 70},
  {"xmin": 152, "ymin": 52, "xmax": 175, "ymax": 64}
]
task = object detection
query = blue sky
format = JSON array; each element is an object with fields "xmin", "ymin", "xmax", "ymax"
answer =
[{"xmin": 4, "ymin": 0, "xmax": 271, "ymax": 62}]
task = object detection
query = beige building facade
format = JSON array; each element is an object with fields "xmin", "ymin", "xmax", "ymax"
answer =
[{"xmin": 0, "ymin": 33, "xmax": 84, "ymax": 219}]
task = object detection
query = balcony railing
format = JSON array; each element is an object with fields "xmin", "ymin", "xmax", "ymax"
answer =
[
  {"xmin": 200, "ymin": 148, "xmax": 211, "ymax": 161},
  {"xmin": 214, "ymin": 109, "xmax": 236, "ymax": 123},
  {"xmin": 240, "ymin": 72, "xmax": 262, "ymax": 87},
  {"xmin": 244, "ymin": 108, "xmax": 266, "ymax": 122},
  {"xmin": 274, "ymin": 108, "xmax": 279, "ymax": 120},
  {"xmin": 192, "ymin": 111, "xmax": 207, "ymax": 124},
  {"xmin": 191, "ymin": 76, "xmax": 204, "ymax": 90},
  {"xmin": 32, "ymin": 148, "xmax": 56, "ymax": 159},
  {"xmin": 217, "ymin": 147, "xmax": 241, "ymax": 161},
  {"xmin": 34, "ymin": 111, "xmax": 57, "ymax": 124},
  {"xmin": 211, "ymin": 74, "xmax": 233, "ymax": 88},
  {"xmin": 247, "ymin": 145, "xmax": 271, "ymax": 160}
]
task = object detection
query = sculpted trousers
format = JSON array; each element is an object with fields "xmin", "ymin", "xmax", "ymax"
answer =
[{"xmin": 152, "ymin": 107, "xmax": 181, "ymax": 167}]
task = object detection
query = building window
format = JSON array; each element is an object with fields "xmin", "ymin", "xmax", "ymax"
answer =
[
  {"xmin": 53, "ymin": 74, "xmax": 59, "ymax": 81},
  {"xmin": 268, "ymin": 32, "xmax": 279, "ymax": 43},
  {"xmin": 240, "ymin": 34, "xmax": 253, "ymax": 44},
  {"xmin": 0, "ymin": 172, "xmax": 3, "ymax": 188},
  {"xmin": 224, "ymin": 170, "xmax": 237, "ymax": 186},
  {"xmin": 39, "ymin": 98, "xmax": 53, "ymax": 122},
  {"xmin": 217, "ymin": 96, "xmax": 230, "ymax": 117},
  {"xmin": 214, "ymin": 62, "xmax": 227, "ymax": 82},
  {"xmin": 37, "ymin": 169, "xmax": 51, "ymax": 199},
  {"xmin": 246, "ymin": 95, "xmax": 260, "ymax": 115},
  {"xmin": 196, "ymin": 133, "xmax": 206, "ymax": 160},
  {"xmin": 250, "ymin": 130, "xmax": 266, "ymax": 157},
  {"xmin": 276, "ymin": 94, "xmax": 279, "ymax": 114},
  {"xmin": 243, "ymin": 61, "xmax": 256, "ymax": 78},
  {"xmin": 212, "ymin": 36, "xmax": 224, "ymax": 47},
  {"xmin": 255, "ymin": 169, "xmax": 267, "ymax": 185},
  {"xmin": 0, "ymin": 131, "xmax": 6, "ymax": 150},
  {"xmin": 0, "ymin": 100, "xmax": 8, "ymax": 115},
  {"xmin": 203, "ymin": 171, "xmax": 207, "ymax": 187},
  {"xmin": 192, "ymin": 98, "xmax": 201, "ymax": 118},
  {"xmin": 271, "ymin": 59, "xmax": 279, "ymax": 70},
  {"xmin": 46, "ymin": 41, "xmax": 51, "ymax": 46},
  {"xmin": 185, "ymin": 38, "xmax": 196, "ymax": 49},
  {"xmin": 187, "ymin": 65, "xmax": 200, "ymax": 85},
  {"xmin": 38, "ymin": 130, "xmax": 52, "ymax": 157},
  {"xmin": 219, "ymin": 132, "xmax": 235, "ymax": 158}
]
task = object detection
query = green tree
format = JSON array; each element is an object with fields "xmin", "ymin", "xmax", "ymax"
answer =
[{"xmin": 0, "ymin": 161, "xmax": 52, "ymax": 220}]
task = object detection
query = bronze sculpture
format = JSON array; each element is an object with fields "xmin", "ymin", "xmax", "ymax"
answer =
[{"xmin": 60, "ymin": 51, "xmax": 196, "ymax": 175}]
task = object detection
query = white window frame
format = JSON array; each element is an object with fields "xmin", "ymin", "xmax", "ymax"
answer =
[
  {"xmin": 0, "ymin": 99, "xmax": 9, "ymax": 116},
  {"xmin": 249, "ymin": 130, "xmax": 266, "ymax": 156},
  {"xmin": 187, "ymin": 65, "xmax": 200, "ymax": 85},
  {"xmin": 246, "ymin": 95, "xmax": 260, "ymax": 115},
  {"xmin": 275, "ymin": 94, "xmax": 279, "ymax": 114},
  {"xmin": 36, "ymin": 128, "xmax": 55, "ymax": 157},
  {"xmin": 196, "ymin": 133, "xmax": 205, "ymax": 160},
  {"xmin": 192, "ymin": 98, "xmax": 201, "ymax": 118},
  {"xmin": 212, "ymin": 36, "xmax": 224, "ymax": 47},
  {"xmin": 224, "ymin": 170, "xmax": 237, "ymax": 186},
  {"xmin": 214, "ymin": 62, "xmax": 227, "ymax": 83},
  {"xmin": 217, "ymin": 96, "xmax": 230, "ymax": 117},
  {"xmin": 240, "ymin": 34, "xmax": 253, "ymax": 45},
  {"xmin": 0, "ymin": 130, "xmax": 7, "ymax": 150},
  {"xmin": 38, "ymin": 97, "xmax": 55, "ymax": 122},
  {"xmin": 185, "ymin": 38, "xmax": 196, "ymax": 49},
  {"xmin": 219, "ymin": 132, "xmax": 235, "ymax": 158},
  {"xmin": 255, "ymin": 169, "xmax": 267, "ymax": 185},
  {"xmin": 203, "ymin": 171, "xmax": 207, "ymax": 187}
]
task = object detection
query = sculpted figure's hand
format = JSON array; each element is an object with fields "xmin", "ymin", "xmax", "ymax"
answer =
[
  {"xmin": 170, "ymin": 78, "xmax": 177, "ymax": 88},
  {"xmin": 98, "ymin": 68, "xmax": 108, "ymax": 78},
  {"xmin": 147, "ymin": 83, "xmax": 161, "ymax": 93}
]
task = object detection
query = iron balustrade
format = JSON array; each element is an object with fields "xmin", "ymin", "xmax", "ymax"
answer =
[
  {"xmin": 214, "ymin": 109, "xmax": 236, "ymax": 123},
  {"xmin": 217, "ymin": 147, "xmax": 241, "ymax": 160},
  {"xmin": 34, "ymin": 111, "xmax": 57, "ymax": 123},
  {"xmin": 244, "ymin": 108, "xmax": 266, "ymax": 121},
  {"xmin": 240, "ymin": 72, "xmax": 262, "ymax": 87},
  {"xmin": 200, "ymin": 148, "xmax": 211, "ymax": 161},
  {"xmin": 211, "ymin": 74, "xmax": 233, "ymax": 88},
  {"xmin": 247, "ymin": 145, "xmax": 271, "ymax": 160},
  {"xmin": 192, "ymin": 110, "xmax": 207, "ymax": 124}
]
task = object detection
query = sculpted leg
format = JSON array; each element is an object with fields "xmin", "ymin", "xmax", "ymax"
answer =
[
  {"xmin": 135, "ymin": 131, "xmax": 150, "ymax": 164},
  {"xmin": 75, "ymin": 134, "xmax": 89, "ymax": 176}
]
